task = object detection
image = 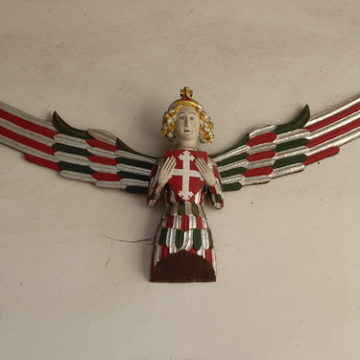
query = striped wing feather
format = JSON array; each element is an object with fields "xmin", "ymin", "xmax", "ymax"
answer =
[
  {"xmin": 213, "ymin": 95, "xmax": 360, "ymax": 191},
  {"xmin": 0, "ymin": 102, "xmax": 156, "ymax": 194}
]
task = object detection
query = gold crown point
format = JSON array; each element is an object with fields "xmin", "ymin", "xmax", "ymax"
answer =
[{"xmin": 180, "ymin": 87, "xmax": 193, "ymax": 98}]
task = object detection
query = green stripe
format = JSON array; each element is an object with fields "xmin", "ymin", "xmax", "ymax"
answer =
[
  {"xmin": 223, "ymin": 183, "xmax": 242, "ymax": 192},
  {"xmin": 215, "ymin": 194, "xmax": 222, "ymax": 203},
  {"xmin": 53, "ymin": 143, "xmax": 90, "ymax": 157},
  {"xmin": 216, "ymin": 152, "xmax": 248, "ymax": 167},
  {"xmin": 178, "ymin": 202, "xmax": 185, "ymax": 215},
  {"xmin": 52, "ymin": 112, "xmax": 91, "ymax": 140},
  {"xmin": 175, "ymin": 230, "xmax": 184, "ymax": 249},
  {"xmin": 116, "ymin": 156, "xmax": 153, "ymax": 170},
  {"xmin": 116, "ymin": 138, "xmax": 156, "ymax": 160},
  {"xmin": 273, "ymin": 154, "xmax": 307, "ymax": 169},
  {"xmin": 117, "ymin": 171, "xmax": 149, "ymax": 182},
  {"xmin": 192, "ymin": 203, "xmax": 199, "ymax": 216},
  {"xmin": 275, "ymin": 105, "xmax": 310, "ymax": 134},
  {"xmin": 193, "ymin": 229, "xmax": 202, "ymax": 250},
  {"xmin": 58, "ymin": 161, "xmax": 94, "ymax": 174},
  {"xmin": 208, "ymin": 230, "xmax": 214, "ymax": 249},
  {"xmin": 275, "ymin": 138, "xmax": 309, "ymax": 152},
  {"xmin": 159, "ymin": 228, "xmax": 167, "ymax": 246},
  {"xmin": 220, "ymin": 166, "xmax": 246, "ymax": 178},
  {"xmin": 125, "ymin": 186, "xmax": 148, "ymax": 194}
]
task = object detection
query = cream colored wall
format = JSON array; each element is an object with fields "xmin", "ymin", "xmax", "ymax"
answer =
[{"xmin": 1, "ymin": 1, "xmax": 360, "ymax": 359}]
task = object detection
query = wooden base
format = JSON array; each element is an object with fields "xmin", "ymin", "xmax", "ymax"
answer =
[{"xmin": 150, "ymin": 250, "xmax": 216, "ymax": 283}]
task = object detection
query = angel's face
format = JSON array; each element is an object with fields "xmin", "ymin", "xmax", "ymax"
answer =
[{"xmin": 175, "ymin": 106, "xmax": 200, "ymax": 143}]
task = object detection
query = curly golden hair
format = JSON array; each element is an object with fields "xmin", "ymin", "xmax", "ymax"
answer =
[{"xmin": 161, "ymin": 103, "xmax": 214, "ymax": 143}]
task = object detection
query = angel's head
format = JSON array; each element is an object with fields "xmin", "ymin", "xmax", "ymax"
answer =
[{"xmin": 161, "ymin": 87, "xmax": 214, "ymax": 144}]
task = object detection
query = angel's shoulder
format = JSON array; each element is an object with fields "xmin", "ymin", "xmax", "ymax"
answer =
[
  {"xmin": 206, "ymin": 155, "xmax": 216, "ymax": 166},
  {"xmin": 155, "ymin": 156, "xmax": 165, "ymax": 167}
]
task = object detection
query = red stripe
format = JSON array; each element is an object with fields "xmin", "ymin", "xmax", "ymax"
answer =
[
  {"xmin": 87, "ymin": 139, "xmax": 117, "ymax": 152},
  {"xmin": 161, "ymin": 246, "xmax": 169, "ymax": 258},
  {"xmin": 0, "ymin": 126, "xmax": 55, "ymax": 155},
  {"xmin": 304, "ymin": 147, "xmax": 340, "ymax": 165},
  {"xmin": 0, "ymin": 109, "xmax": 57, "ymax": 138},
  {"xmin": 243, "ymin": 166, "xmax": 273, "ymax": 177},
  {"xmin": 24, "ymin": 154, "xmax": 60, "ymax": 171},
  {"xmin": 181, "ymin": 215, "xmax": 189, "ymax": 231},
  {"xmin": 166, "ymin": 215, "xmax": 174, "ymax": 228},
  {"xmin": 247, "ymin": 150, "xmax": 276, "ymax": 162},
  {"xmin": 247, "ymin": 133, "xmax": 277, "ymax": 147},
  {"xmin": 91, "ymin": 173, "xmax": 122, "ymax": 181},
  {"xmin": 205, "ymin": 249, "xmax": 213, "ymax": 264},
  {"xmin": 308, "ymin": 118, "xmax": 360, "ymax": 148},
  {"xmin": 196, "ymin": 216, "xmax": 203, "ymax": 229},
  {"xmin": 189, "ymin": 248, "xmax": 197, "ymax": 254},
  {"xmin": 306, "ymin": 102, "xmax": 360, "ymax": 132},
  {"xmin": 88, "ymin": 155, "xmax": 117, "ymax": 166}
]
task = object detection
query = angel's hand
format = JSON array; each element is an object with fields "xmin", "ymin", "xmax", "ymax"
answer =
[
  {"xmin": 158, "ymin": 156, "xmax": 176, "ymax": 186},
  {"xmin": 195, "ymin": 158, "xmax": 216, "ymax": 186}
]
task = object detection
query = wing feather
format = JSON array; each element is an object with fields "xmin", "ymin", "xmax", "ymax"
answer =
[
  {"xmin": 214, "ymin": 96, "xmax": 360, "ymax": 191},
  {"xmin": 0, "ymin": 102, "xmax": 156, "ymax": 194}
]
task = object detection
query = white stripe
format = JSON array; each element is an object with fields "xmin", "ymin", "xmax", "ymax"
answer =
[
  {"xmin": 211, "ymin": 250, "xmax": 217, "ymax": 274},
  {"xmin": 275, "ymin": 129, "xmax": 309, "ymax": 144},
  {"xmin": 54, "ymin": 151, "xmax": 89, "ymax": 165},
  {"xmin": 274, "ymin": 146, "xmax": 307, "ymax": 160},
  {"xmin": 0, "ymin": 135, "xmax": 56, "ymax": 161},
  {"xmin": 307, "ymin": 112, "xmax": 360, "ymax": 140},
  {"xmin": 247, "ymin": 143, "xmax": 276, "ymax": 154},
  {"xmin": 120, "ymin": 178, "xmax": 149, "ymax": 187},
  {"xmin": 271, "ymin": 163, "xmax": 305, "ymax": 178},
  {"xmin": 153, "ymin": 245, "xmax": 162, "ymax": 266},
  {"xmin": 202, "ymin": 229, "xmax": 209, "ymax": 250},
  {"xmin": 0, "ymin": 101, "xmax": 56, "ymax": 130},
  {"xmin": 218, "ymin": 160, "xmax": 247, "ymax": 173},
  {"xmin": 90, "ymin": 163, "xmax": 118, "ymax": 174},
  {"xmin": 240, "ymin": 175, "xmax": 270, "ymax": 186},
  {"xmin": 246, "ymin": 159, "xmax": 275, "ymax": 169},
  {"xmin": 88, "ymin": 147, "xmax": 117, "ymax": 158},
  {"xmin": 249, "ymin": 124, "xmax": 276, "ymax": 138},
  {"xmin": 0, "ymin": 118, "xmax": 54, "ymax": 145},
  {"xmin": 60, "ymin": 170, "xmax": 96, "ymax": 182},
  {"xmin": 306, "ymin": 127, "xmax": 360, "ymax": 156},
  {"xmin": 307, "ymin": 95, "xmax": 360, "ymax": 126},
  {"xmin": 96, "ymin": 181, "xmax": 127, "ymax": 189},
  {"xmin": 115, "ymin": 150, "xmax": 156, "ymax": 164},
  {"xmin": 197, "ymin": 248, "xmax": 205, "ymax": 258},
  {"xmin": 167, "ymin": 229, "xmax": 176, "ymax": 252},
  {"xmin": 221, "ymin": 174, "xmax": 245, "ymax": 184},
  {"xmin": 175, "ymin": 215, "xmax": 182, "ymax": 230},
  {"xmin": 116, "ymin": 163, "xmax": 151, "ymax": 176},
  {"xmin": 185, "ymin": 230, "xmax": 193, "ymax": 251},
  {"xmin": 54, "ymin": 134, "xmax": 88, "ymax": 148},
  {"xmin": 212, "ymin": 144, "xmax": 249, "ymax": 163}
]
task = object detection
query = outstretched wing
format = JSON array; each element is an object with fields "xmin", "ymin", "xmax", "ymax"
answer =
[
  {"xmin": 212, "ymin": 95, "xmax": 360, "ymax": 191},
  {"xmin": 0, "ymin": 102, "xmax": 156, "ymax": 194}
]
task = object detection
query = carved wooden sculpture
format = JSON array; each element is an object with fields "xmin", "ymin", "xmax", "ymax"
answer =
[{"xmin": 1, "ymin": 87, "xmax": 359, "ymax": 282}]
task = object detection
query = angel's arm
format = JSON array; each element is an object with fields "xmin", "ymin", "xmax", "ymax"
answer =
[
  {"xmin": 147, "ymin": 161, "xmax": 164, "ymax": 207},
  {"xmin": 203, "ymin": 159, "xmax": 224, "ymax": 210}
]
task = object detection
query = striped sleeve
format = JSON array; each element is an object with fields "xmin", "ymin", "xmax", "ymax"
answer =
[
  {"xmin": 207, "ymin": 161, "xmax": 224, "ymax": 209},
  {"xmin": 147, "ymin": 160, "xmax": 164, "ymax": 207}
]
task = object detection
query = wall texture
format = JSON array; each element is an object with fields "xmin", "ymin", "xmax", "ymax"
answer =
[{"xmin": 1, "ymin": 1, "xmax": 360, "ymax": 359}]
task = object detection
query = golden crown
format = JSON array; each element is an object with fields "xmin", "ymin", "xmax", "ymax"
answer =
[{"xmin": 168, "ymin": 87, "xmax": 202, "ymax": 111}]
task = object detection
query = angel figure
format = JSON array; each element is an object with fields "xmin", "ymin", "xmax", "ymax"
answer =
[{"xmin": 0, "ymin": 87, "xmax": 360, "ymax": 283}]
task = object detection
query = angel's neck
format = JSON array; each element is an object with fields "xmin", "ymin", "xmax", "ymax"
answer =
[{"xmin": 175, "ymin": 140, "xmax": 198, "ymax": 151}]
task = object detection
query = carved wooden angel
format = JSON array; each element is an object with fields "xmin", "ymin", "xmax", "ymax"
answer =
[{"xmin": 1, "ymin": 87, "xmax": 360, "ymax": 282}]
